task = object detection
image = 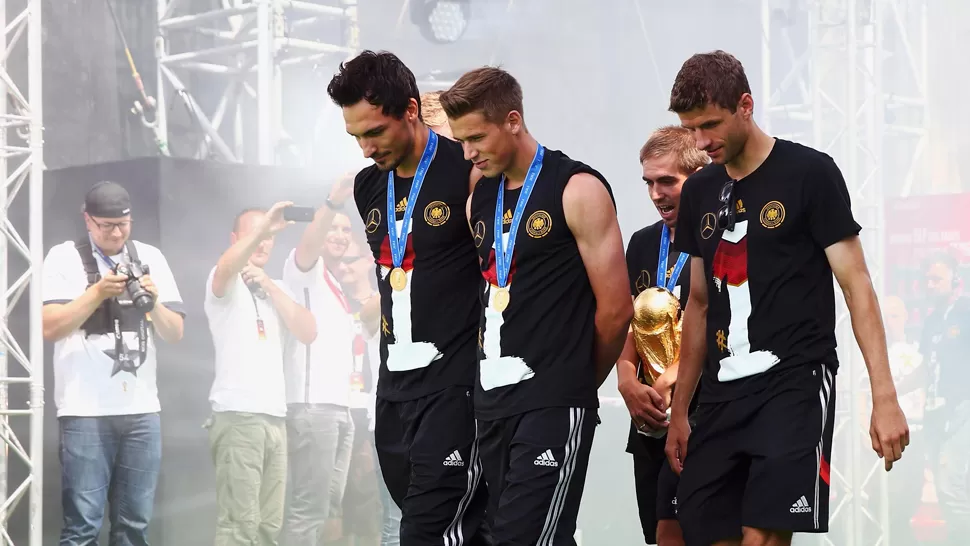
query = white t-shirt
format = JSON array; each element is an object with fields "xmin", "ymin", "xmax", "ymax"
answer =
[
  {"xmin": 42, "ymin": 239, "xmax": 184, "ymax": 418},
  {"xmin": 204, "ymin": 267, "xmax": 289, "ymax": 417},
  {"xmin": 282, "ymin": 250, "xmax": 356, "ymax": 407}
]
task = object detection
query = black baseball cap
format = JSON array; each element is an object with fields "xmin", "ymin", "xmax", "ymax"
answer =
[{"xmin": 84, "ymin": 181, "xmax": 131, "ymax": 218}]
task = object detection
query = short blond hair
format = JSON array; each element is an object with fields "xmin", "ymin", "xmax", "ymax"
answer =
[
  {"xmin": 639, "ymin": 126, "xmax": 710, "ymax": 175},
  {"xmin": 421, "ymin": 91, "xmax": 447, "ymax": 127}
]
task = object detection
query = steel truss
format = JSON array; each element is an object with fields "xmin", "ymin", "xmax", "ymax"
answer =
[
  {"xmin": 761, "ymin": 0, "xmax": 929, "ymax": 544},
  {"xmin": 0, "ymin": 0, "xmax": 44, "ymax": 544},
  {"xmin": 155, "ymin": 0, "xmax": 359, "ymax": 165}
]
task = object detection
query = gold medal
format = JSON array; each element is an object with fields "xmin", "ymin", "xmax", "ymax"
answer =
[
  {"xmin": 493, "ymin": 287, "xmax": 510, "ymax": 312},
  {"xmin": 389, "ymin": 267, "xmax": 407, "ymax": 291}
]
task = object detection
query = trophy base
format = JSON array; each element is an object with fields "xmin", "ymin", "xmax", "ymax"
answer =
[{"xmin": 635, "ymin": 407, "xmax": 672, "ymax": 439}]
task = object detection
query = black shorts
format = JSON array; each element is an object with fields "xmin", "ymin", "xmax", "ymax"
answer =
[
  {"xmin": 478, "ymin": 407, "xmax": 597, "ymax": 546},
  {"xmin": 677, "ymin": 364, "xmax": 836, "ymax": 545},
  {"xmin": 374, "ymin": 387, "xmax": 489, "ymax": 545},
  {"xmin": 632, "ymin": 451, "xmax": 679, "ymax": 544}
]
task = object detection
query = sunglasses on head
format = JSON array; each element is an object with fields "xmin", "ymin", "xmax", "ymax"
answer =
[{"xmin": 716, "ymin": 179, "xmax": 737, "ymax": 231}]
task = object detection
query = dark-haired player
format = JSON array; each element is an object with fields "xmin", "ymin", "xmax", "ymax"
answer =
[
  {"xmin": 442, "ymin": 67, "xmax": 633, "ymax": 545},
  {"xmin": 326, "ymin": 50, "xmax": 488, "ymax": 545},
  {"xmin": 663, "ymin": 50, "xmax": 909, "ymax": 546}
]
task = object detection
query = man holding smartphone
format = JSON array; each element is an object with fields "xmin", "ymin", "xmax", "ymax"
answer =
[
  {"xmin": 205, "ymin": 202, "xmax": 317, "ymax": 546},
  {"xmin": 279, "ymin": 177, "xmax": 364, "ymax": 546}
]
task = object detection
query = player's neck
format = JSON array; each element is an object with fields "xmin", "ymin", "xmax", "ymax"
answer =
[
  {"xmin": 667, "ymin": 225, "xmax": 676, "ymax": 242},
  {"xmin": 395, "ymin": 123, "xmax": 430, "ymax": 179},
  {"xmin": 725, "ymin": 125, "xmax": 775, "ymax": 181},
  {"xmin": 503, "ymin": 134, "xmax": 539, "ymax": 190}
]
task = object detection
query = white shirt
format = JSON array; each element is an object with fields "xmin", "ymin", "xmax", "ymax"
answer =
[
  {"xmin": 42, "ymin": 240, "xmax": 183, "ymax": 418},
  {"xmin": 204, "ymin": 266, "xmax": 289, "ymax": 417},
  {"xmin": 282, "ymin": 250, "xmax": 356, "ymax": 407}
]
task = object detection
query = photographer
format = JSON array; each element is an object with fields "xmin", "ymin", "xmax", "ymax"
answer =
[
  {"xmin": 41, "ymin": 181, "xmax": 185, "ymax": 545},
  {"xmin": 204, "ymin": 202, "xmax": 317, "ymax": 545}
]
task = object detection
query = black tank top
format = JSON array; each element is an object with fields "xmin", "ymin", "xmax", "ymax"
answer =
[
  {"xmin": 353, "ymin": 136, "xmax": 479, "ymax": 401},
  {"xmin": 468, "ymin": 147, "xmax": 612, "ymax": 420}
]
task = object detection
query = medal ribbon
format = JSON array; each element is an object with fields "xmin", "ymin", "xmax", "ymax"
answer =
[
  {"xmin": 322, "ymin": 265, "xmax": 350, "ymax": 313},
  {"xmin": 494, "ymin": 144, "xmax": 545, "ymax": 289},
  {"xmin": 657, "ymin": 223, "xmax": 689, "ymax": 292},
  {"xmin": 387, "ymin": 129, "xmax": 438, "ymax": 269}
]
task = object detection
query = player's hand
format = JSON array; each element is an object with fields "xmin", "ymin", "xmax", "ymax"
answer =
[
  {"xmin": 257, "ymin": 201, "xmax": 294, "ymax": 238},
  {"xmin": 139, "ymin": 274, "xmax": 159, "ymax": 300},
  {"xmin": 618, "ymin": 379, "xmax": 668, "ymax": 432},
  {"xmin": 241, "ymin": 264, "xmax": 271, "ymax": 290},
  {"xmin": 95, "ymin": 273, "xmax": 129, "ymax": 301},
  {"xmin": 870, "ymin": 394, "xmax": 910, "ymax": 471},
  {"xmin": 665, "ymin": 415, "xmax": 691, "ymax": 476},
  {"xmin": 329, "ymin": 172, "xmax": 355, "ymax": 207},
  {"xmin": 653, "ymin": 368, "xmax": 677, "ymax": 408}
]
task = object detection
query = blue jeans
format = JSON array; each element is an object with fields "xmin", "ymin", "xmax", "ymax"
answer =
[
  {"xmin": 374, "ymin": 441, "xmax": 401, "ymax": 546},
  {"xmin": 59, "ymin": 413, "xmax": 162, "ymax": 546}
]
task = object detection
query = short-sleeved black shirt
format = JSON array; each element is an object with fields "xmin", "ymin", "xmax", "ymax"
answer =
[
  {"xmin": 674, "ymin": 139, "xmax": 862, "ymax": 402},
  {"xmin": 624, "ymin": 220, "xmax": 692, "ymax": 456},
  {"xmin": 921, "ymin": 296, "xmax": 970, "ymax": 416},
  {"xmin": 353, "ymin": 136, "xmax": 480, "ymax": 402}
]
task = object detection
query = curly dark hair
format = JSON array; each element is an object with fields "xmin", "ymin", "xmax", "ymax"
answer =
[
  {"xmin": 326, "ymin": 50, "xmax": 421, "ymax": 119},
  {"xmin": 669, "ymin": 50, "xmax": 752, "ymax": 114}
]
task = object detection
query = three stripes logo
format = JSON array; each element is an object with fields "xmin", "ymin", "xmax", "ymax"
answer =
[
  {"xmin": 533, "ymin": 449, "xmax": 559, "ymax": 467},
  {"xmin": 442, "ymin": 450, "xmax": 465, "ymax": 467},
  {"xmin": 790, "ymin": 496, "xmax": 812, "ymax": 514}
]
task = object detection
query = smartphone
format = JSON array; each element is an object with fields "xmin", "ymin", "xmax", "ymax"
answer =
[{"xmin": 284, "ymin": 206, "xmax": 316, "ymax": 223}]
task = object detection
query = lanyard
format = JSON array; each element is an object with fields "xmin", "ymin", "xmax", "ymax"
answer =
[
  {"xmin": 89, "ymin": 237, "xmax": 147, "ymax": 374},
  {"xmin": 656, "ymin": 224, "xmax": 688, "ymax": 292},
  {"xmin": 387, "ymin": 129, "xmax": 438, "ymax": 269},
  {"xmin": 494, "ymin": 144, "xmax": 545, "ymax": 288},
  {"xmin": 322, "ymin": 265, "xmax": 350, "ymax": 313}
]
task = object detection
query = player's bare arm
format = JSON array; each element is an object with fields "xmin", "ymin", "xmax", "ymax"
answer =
[
  {"xmin": 617, "ymin": 324, "xmax": 669, "ymax": 431},
  {"xmin": 563, "ymin": 172, "xmax": 634, "ymax": 386},
  {"xmin": 665, "ymin": 256, "xmax": 707, "ymax": 475},
  {"xmin": 825, "ymin": 235, "xmax": 909, "ymax": 470}
]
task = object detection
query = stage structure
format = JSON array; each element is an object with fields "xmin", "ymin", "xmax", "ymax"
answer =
[
  {"xmin": 154, "ymin": 0, "xmax": 359, "ymax": 165},
  {"xmin": 761, "ymin": 0, "xmax": 929, "ymax": 544},
  {"xmin": 0, "ymin": 0, "xmax": 44, "ymax": 544}
]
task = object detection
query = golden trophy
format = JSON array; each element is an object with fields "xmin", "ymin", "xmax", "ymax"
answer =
[
  {"xmin": 631, "ymin": 287, "xmax": 681, "ymax": 437},
  {"xmin": 631, "ymin": 287, "xmax": 682, "ymax": 386}
]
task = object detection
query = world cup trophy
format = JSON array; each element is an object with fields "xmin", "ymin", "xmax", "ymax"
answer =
[{"xmin": 631, "ymin": 286, "xmax": 682, "ymax": 436}]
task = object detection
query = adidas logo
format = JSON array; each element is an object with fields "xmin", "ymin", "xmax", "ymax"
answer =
[
  {"xmin": 503, "ymin": 209, "xmax": 513, "ymax": 224},
  {"xmin": 534, "ymin": 449, "xmax": 558, "ymax": 467},
  {"xmin": 396, "ymin": 197, "xmax": 408, "ymax": 213},
  {"xmin": 442, "ymin": 450, "xmax": 464, "ymax": 467},
  {"xmin": 790, "ymin": 495, "xmax": 812, "ymax": 514}
]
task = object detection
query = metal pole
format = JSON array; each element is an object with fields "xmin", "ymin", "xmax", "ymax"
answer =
[
  {"xmin": 760, "ymin": 0, "xmax": 771, "ymax": 134},
  {"xmin": 257, "ymin": 0, "xmax": 273, "ymax": 164},
  {"xmin": 0, "ymin": 0, "xmax": 10, "ymax": 526},
  {"xmin": 27, "ymin": 0, "xmax": 45, "ymax": 541},
  {"xmin": 155, "ymin": 0, "xmax": 169, "ymax": 156}
]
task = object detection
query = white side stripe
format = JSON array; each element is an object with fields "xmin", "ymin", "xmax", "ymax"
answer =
[
  {"xmin": 537, "ymin": 408, "xmax": 585, "ymax": 546},
  {"xmin": 813, "ymin": 364, "xmax": 834, "ymax": 529},
  {"xmin": 443, "ymin": 420, "xmax": 484, "ymax": 546}
]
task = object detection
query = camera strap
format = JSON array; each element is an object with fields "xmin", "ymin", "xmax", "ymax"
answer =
[{"xmin": 113, "ymin": 314, "xmax": 148, "ymax": 372}]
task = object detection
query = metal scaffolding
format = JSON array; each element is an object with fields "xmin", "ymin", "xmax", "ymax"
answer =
[
  {"xmin": 155, "ymin": 0, "xmax": 359, "ymax": 165},
  {"xmin": 0, "ymin": 0, "xmax": 44, "ymax": 544},
  {"xmin": 761, "ymin": 0, "xmax": 929, "ymax": 544}
]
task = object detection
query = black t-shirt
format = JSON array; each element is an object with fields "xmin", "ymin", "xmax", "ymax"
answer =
[
  {"xmin": 468, "ymin": 148, "xmax": 611, "ymax": 420},
  {"xmin": 674, "ymin": 139, "xmax": 861, "ymax": 402},
  {"xmin": 624, "ymin": 221, "xmax": 692, "ymax": 456},
  {"xmin": 353, "ymin": 136, "xmax": 480, "ymax": 402},
  {"xmin": 921, "ymin": 296, "xmax": 970, "ymax": 417}
]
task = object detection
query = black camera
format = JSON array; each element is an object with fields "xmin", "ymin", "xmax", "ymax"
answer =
[{"xmin": 113, "ymin": 262, "xmax": 155, "ymax": 313}]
